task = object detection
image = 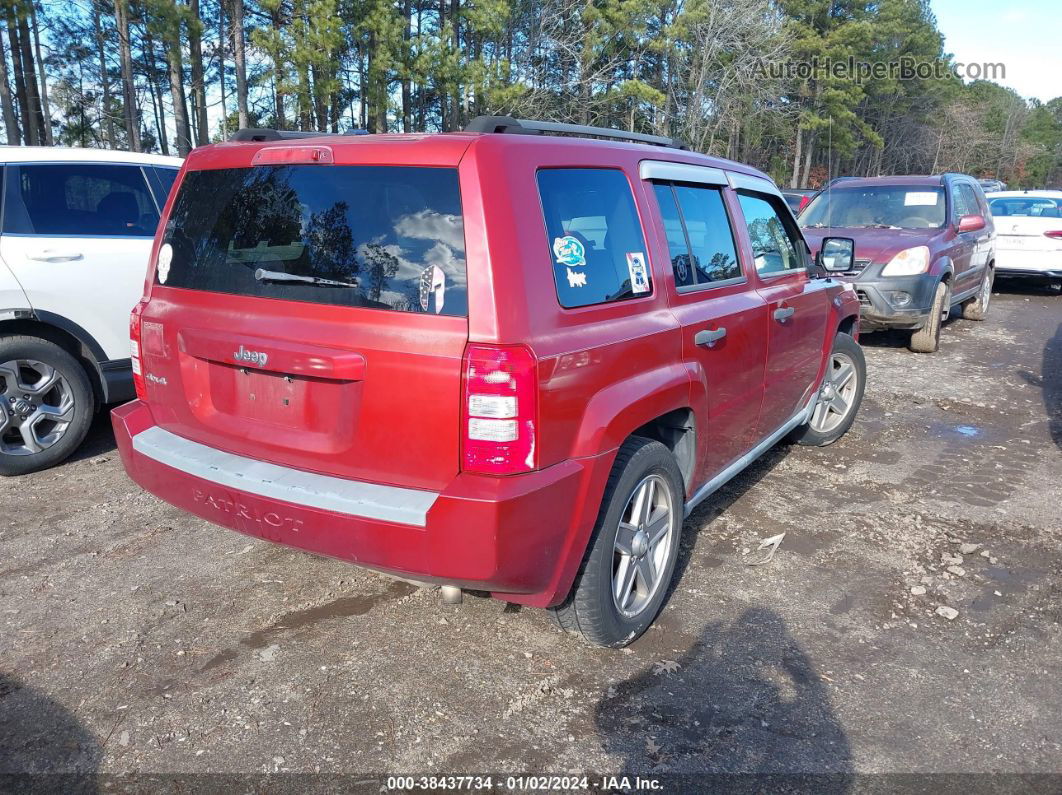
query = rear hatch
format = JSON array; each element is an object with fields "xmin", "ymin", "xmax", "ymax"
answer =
[
  {"xmin": 138, "ymin": 145, "xmax": 471, "ymax": 491},
  {"xmin": 994, "ymin": 217, "xmax": 1062, "ymax": 253}
]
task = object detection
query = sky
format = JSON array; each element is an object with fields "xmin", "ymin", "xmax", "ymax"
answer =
[{"xmin": 931, "ymin": 0, "xmax": 1061, "ymax": 103}]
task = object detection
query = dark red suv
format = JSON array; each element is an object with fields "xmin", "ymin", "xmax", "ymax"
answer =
[
  {"xmin": 114, "ymin": 117, "xmax": 864, "ymax": 646},
  {"xmin": 800, "ymin": 174, "xmax": 996, "ymax": 353}
]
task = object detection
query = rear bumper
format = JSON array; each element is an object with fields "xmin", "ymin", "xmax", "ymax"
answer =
[
  {"xmin": 850, "ymin": 274, "xmax": 937, "ymax": 331},
  {"xmin": 112, "ymin": 401, "xmax": 612, "ymax": 608},
  {"xmin": 994, "ymin": 247, "xmax": 1062, "ymax": 277}
]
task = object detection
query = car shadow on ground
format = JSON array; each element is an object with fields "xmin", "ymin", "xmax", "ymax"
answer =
[
  {"xmin": 993, "ymin": 279, "xmax": 1062, "ymax": 451},
  {"xmin": 1031, "ymin": 322, "xmax": 1062, "ymax": 451},
  {"xmin": 664, "ymin": 443, "xmax": 792, "ymax": 611},
  {"xmin": 64, "ymin": 410, "xmax": 119, "ymax": 466},
  {"xmin": 1046, "ymin": 324, "xmax": 1062, "ymax": 450},
  {"xmin": 0, "ymin": 673, "xmax": 101, "ymax": 792},
  {"xmin": 593, "ymin": 607, "xmax": 852, "ymax": 787}
]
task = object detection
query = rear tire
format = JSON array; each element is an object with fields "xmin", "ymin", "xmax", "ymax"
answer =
[
  {"xmin": 791, "ymin": 332, "xmax": 866, "ymax": 447},
  {"xmin": 961, "ymin": 267, "xmax": 993, "ymax": 320},
  {"xmin": 0, "ymin": 336, "xmax": 94, "ymax": 476},
  {"xmin": 549, "ymin": 437, "xmax": 683, "ymax": 648},
  {"xmin": 909, "ymin": 281, "xmax": 950, "ymax": 353}
]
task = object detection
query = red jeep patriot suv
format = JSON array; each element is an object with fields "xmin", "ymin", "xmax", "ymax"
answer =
[{"xmin": 114, "ymin": 117, "xmax": 864, "ymax": 647}]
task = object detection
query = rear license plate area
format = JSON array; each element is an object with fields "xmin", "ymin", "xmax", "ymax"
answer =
[{"xmin": 234, "ymin": 367, "xmax": 300, "ymax": 423}]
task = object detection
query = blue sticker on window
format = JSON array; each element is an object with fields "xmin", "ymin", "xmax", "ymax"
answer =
[{"xmin": 553, "ymin": 235, "xmax": 586, "ymax": 267}]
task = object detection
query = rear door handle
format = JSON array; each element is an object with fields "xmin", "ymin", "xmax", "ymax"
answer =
[
  {"xmin": 773, "ymin": 306, "xmax": 795, "ymax": 322},
  {"xmin": 694, "ymin": 328, "xmax": 727, "ymax": 346},
  {"xmin": 28, "ymin": 249, "xmax": 84, "ymax": 262}
]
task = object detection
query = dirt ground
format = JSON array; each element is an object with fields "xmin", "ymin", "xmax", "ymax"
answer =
[{"xmin": 1, "ymin": 282, "xmax": 1060, "ymax": 788}]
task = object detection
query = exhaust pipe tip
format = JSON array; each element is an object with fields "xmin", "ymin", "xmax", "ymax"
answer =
[{"xmin": 439, "ymin": 585, "xmax": 463, "ymax": 605}]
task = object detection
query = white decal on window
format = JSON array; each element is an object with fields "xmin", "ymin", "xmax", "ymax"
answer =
[
  {"xmin": 157, "ymin": 243, "xmax": 173, "ymax": 284},
  {"xmin": 904, "ymin": 192, "xmax": 938, "ymax": 207},
  {"xmin": 419, "ymin": 264, "xmax": 446, "ymax": 313},
  {"xmin": 626, "ymin": 252, "xmax": 650, "ymax": 294},
  {"xmin": 566, "ymin": 268, "xmax": 587, "ymax": 288}
]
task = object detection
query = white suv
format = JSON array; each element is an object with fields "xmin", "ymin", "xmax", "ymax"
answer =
[
  {"xmin": 986, "ymin": 190, "xmax": 1062, "ymax": 291},
  {"xmin": 0, "ymin": 147, "xmax": 181, "ymax": 474}
]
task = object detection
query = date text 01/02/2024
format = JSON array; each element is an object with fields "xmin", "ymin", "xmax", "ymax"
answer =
[{"xmin": 383, "ymin": 775, "xmax": 663, "ymax": 791}]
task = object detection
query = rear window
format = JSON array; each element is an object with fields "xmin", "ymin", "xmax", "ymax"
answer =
[
  {"xmin": 990, "ymin": 197, "xmax": 1061, "ymax": 218},
  {"xmin": 158, "ymin": 165, "xmax": 467, "ymax": 316},
  {"xmin": 537, "ymin": 169, "xmax": 651, "ymax": 308}
]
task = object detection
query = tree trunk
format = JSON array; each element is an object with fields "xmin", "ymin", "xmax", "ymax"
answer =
[
  {"xmin": 188, "ymin": 0, "xmax": 208, "ymax": 145},
  {"xmin": 16, "ymin": 8, "xmax": 42, "ymax": 144},
  {"xmin": 144, "ymin": 26, "xmax": 169, "ymax": 155},
  {"xmin": 217, "ymin": 0, "xmax": 228, "ymax": 137},
  {"xmin": 790, "ymin": 125, "xmax": 802, "ymax": 188},
  {"xmin": 0, "ymin": 20, "xmax": 20, "ymax": 144},
  {"xmin": 28, "ymin": 3, "xmax": 52, "ymax": 145},
  {"xmin": 5, "ymin": 8, "xmax": 30, "ymax": 144},
  {"xmin": 114, "ymin": 0, "xmax": 140, "ymax": 150},
  {"xmin": 401, "ymin": 0, "xmax": 411, "ymax": 132},
  {"xmin": 358, "ymin": 50, "xmax": 366, "ymax": 129},
  {"xmin": 231, "ymin": 0, "xmax": 249, "ymax": 128},
  {"xmin": 449, "ymin": 0, "xmax": 459, "ymax": 130},
  {"xmin": 800, "ymin": 131, "xmax": 816, "ymax": 188},
  {"xmin": 92, "ymin": 1, "xmax": 114, "ymax": 147},
  {"xmin": 165, "ymin": 34, "xmax": 192, "ymax": 155}
]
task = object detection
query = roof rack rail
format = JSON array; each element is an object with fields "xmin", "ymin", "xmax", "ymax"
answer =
[
  {"xmin": 229, "ymin": 128, "xmax": 369, "ymax": 142},
  {"xmin": 464, "ymin": 116, "xmax": 688, "ymax": 150}
]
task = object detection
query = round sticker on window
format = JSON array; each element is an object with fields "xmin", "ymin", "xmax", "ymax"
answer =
[
  {"xmin": 156, "ymin": 243, "xmax": 173, "ymax": 284},
  {"xmin": 553, "ymin": 235, "xmax": 586, "ymax": 267}
]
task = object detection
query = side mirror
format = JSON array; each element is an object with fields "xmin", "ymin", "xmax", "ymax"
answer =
[
  {"xmin": 817, "ymin": 237, "xmax": 856, "ymax": 272},
  {"xmin": 958, "ymin": 214, "xmax": 986, "ymax": 233}
]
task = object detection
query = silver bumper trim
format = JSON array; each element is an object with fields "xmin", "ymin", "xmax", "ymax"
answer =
[{"xmin": 131, "ymin": 426, "xmax": 438, "ymax": 527}]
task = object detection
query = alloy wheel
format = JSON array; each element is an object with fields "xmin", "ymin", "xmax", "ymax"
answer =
[
  {"xmin": 612, "ymin": 474, "xmax": 676, "ymax": 618},
  {"xmin": 0, "ymin": 359, "xmax": 76, "ymax": 456},
  {"xmin": 979, "ymin": 273, "xmax": 992, "ymax": 312},
  {"xmin": 810, "ymin": 352, "xmax": 859, "ymax": 434}
]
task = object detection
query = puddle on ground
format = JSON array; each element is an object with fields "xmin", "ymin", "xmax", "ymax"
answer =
[
  {"xmin": 969, "ymin": 566, "xmax": 1042, "ymax": 612},
  {"xmin": 784, "ymin": 533, "xmax": 830, "ymax": 556},
  {"xmin": 923, "ymin": 419, "xmax": 1001, "ymax": 445},
  {"xmin": 984, "ymin": 566, "xmax": 1040, "ymax": 592},
  {"xmin": 199, "ymin": 580, "xmax": 416, "ymax": 672},
  {"xmin": 829, "ymin": 592, "xmax": 856, "ymax": 615}
]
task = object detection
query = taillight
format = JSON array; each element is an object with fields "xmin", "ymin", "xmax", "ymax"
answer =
[
  {"xmin": 130, "ymin": 300, "xmax": 147, "ymax": 400},
  {"xmin": 462, "ymin": 344, "xmax": 538, "ymax": 475},
  {"xmin": 798, "ymin": 195, "xmax": 811, "ymax": 213},
  {"xmin": 1045, "ymin": 231, "xmax": 1062, "ymax": 240}
]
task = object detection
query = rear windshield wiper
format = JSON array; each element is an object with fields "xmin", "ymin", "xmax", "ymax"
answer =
[{"xmin": 254, "ymin": 268, "xmax": 358, "ymax": 288}]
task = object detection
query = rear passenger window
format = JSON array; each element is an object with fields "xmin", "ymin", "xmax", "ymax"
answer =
[
  {"xmin": 653, "ymin": 183, "xmax": 741, "ymax": 288},
  {"xmin": 537, "ymin": 169, "xmax": 651, "ymax": 308},
  {"xmin": 2, "ymin": 163, "xmax": 159, "ymax": 237}
]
